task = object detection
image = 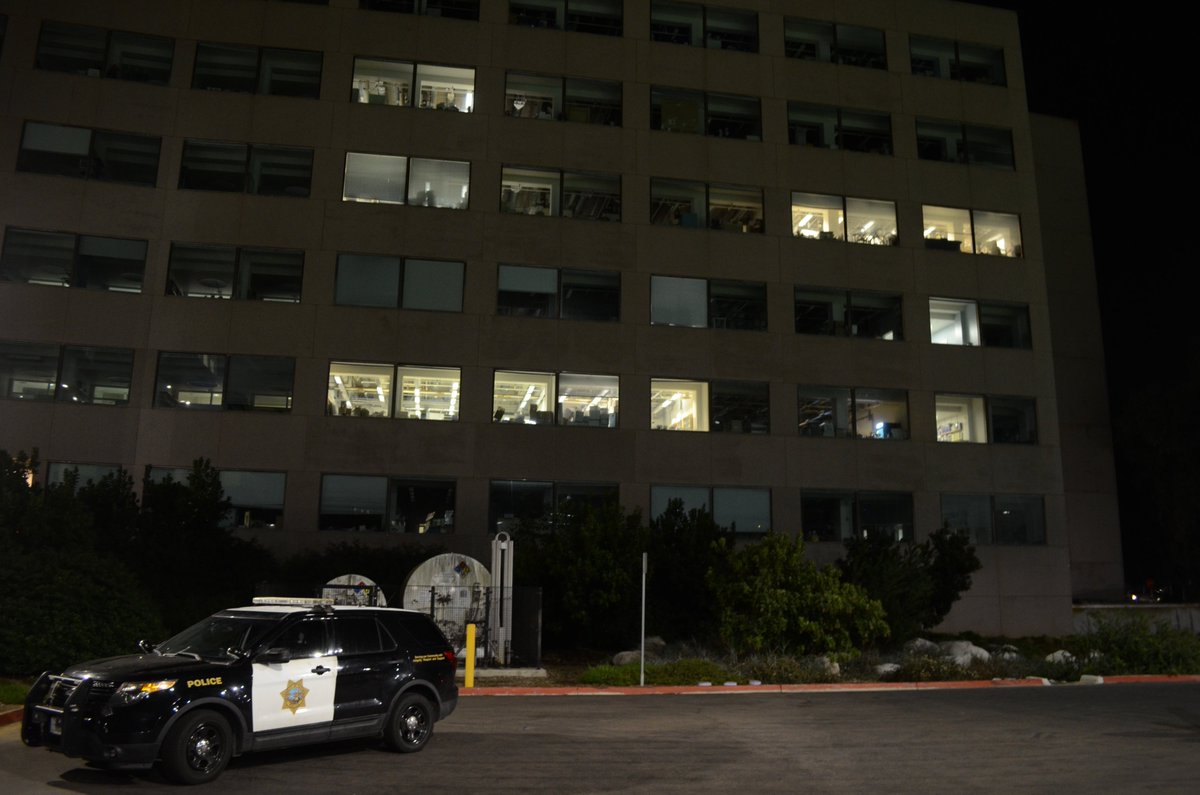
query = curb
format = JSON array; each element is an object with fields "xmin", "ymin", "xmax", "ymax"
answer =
[
  {"xmin": 0, "ymin": 708, "xmax": 22, "ymax": 727},
  {"xmin": 460, "ymin": 674, "xmax": 1200, "ymax": 697}
]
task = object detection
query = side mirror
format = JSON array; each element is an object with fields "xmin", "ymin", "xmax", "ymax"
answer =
[
  {"xmin": 138, "ymin": 639, "xmax": 157, "ymax": 654},
  {"xmin": 255, "ymin": 648, "xmax": 291, "ymax": 665}
]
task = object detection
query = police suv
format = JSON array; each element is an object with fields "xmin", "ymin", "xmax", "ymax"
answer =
[{"xmin": 22, "ymin": 598, "xmax": 459, "ymax": 784}]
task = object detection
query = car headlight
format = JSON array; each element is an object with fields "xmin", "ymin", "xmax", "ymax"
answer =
[{"xmin": 115, "ymin": 680, "xmax": 177, "ymax": 704}]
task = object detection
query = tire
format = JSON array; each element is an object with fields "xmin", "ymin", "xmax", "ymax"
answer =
[
  {"xmin": 158, "ymin": 709, "xmax": 233, "ymax": 785},
  {"xmin": 385, "ymin": 693, "xmax": 434, "ymax": 753}
]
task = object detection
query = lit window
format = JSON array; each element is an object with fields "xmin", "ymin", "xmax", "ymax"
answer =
[
  {"xmin": 327, "ymin": 362, "xmax": 394, "ymax": 417},
  {"xmin": 929, "ymin": 298, "xmax": 980, "ymax": 346},
  {"xmin": 922, "ymin": 206, "xmax": 975, "ymax": 253},
  {"xmin": 797, "ymin": 386, "xmax": 851, "ymax": 438},
  {"xmin": 791, "ymin": 193, "xmax": 896, "ymax": 245},
  {"xmin": 973, "ymin": 210, "xmax": 1022, "ymax": 257},
  {"xmin": 650, "ymin": 378, "xmax": 708, "ymax": 431},
  {"xmin": 557, "ymin": 373, "xmax": 619, "ymax": 427},
  {"xmin": 935, "ymin": 394, "xmax": 988, "ymax": 442},
  {"xmin": 493, "ymin": 370, "xmax": 556, "ymax": 424},
  {"xmin": 396, "ymin": 365, "xmax": 460, "ymax": 421},
  {"xmin": 351, "ymin": 59, "xmax": 475, "ymax": 109},
  {"xmin": 853, "ymin": 388, "xmax": 907, "ymax": 440}
]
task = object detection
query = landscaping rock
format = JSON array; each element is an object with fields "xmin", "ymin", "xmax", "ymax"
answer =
[
  {"xmin": 939, "ymin": 640, "xmax": 990, "ymax": 667},
  {"xmin": 645, "ymin": 636, "xmax": 667, "ymax": 656},
  {"xmin": 815, "ymin": 656, "xmax": 840, "ymax": 677},
  {"xmin": 1045, "ymin": 649, "xmax": 1075, "ymax": 664},
  {"xmin": 876, "ymin": 663, "xmax": 901, "ymax": 676},
  {"xmin": 611, "ymin": 650, "xmax": 641, "ymax": 666},
  {"xmin": 904, "ymin": 638, "xmax": 939, "ymax": 656},
  {"xmin": 994, "ymin": 644, "xmax": 1022, "ymax": 661}
]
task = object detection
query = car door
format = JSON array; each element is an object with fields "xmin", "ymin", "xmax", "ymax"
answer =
[
  {"xmin": 251, "ymin": 617, "xmax": 338, "ymax": 734},
  {"xmin": 329, "ymin": 614, "xmax": 395, "ymax": 726}
]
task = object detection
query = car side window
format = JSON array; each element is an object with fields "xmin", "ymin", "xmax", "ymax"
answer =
[
  {"xmin": 331, "ymin": 616, "xmax": 395, "ymax": 656},
  {"xmin": 271, "ymin": 618, "xmax": 329, "ymax": 658}
]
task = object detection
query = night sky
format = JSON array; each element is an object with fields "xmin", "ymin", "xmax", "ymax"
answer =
[{"xmin": 968, "ymin": 1, "xmax": 1196, "ymax": 595}]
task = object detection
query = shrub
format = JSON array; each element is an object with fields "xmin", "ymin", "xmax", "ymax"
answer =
[
  {"xmin": 734, "ymin": 654, "xmax": 840, "ymax": 684},
  {"xmin": 884, "ymin": 653, "xmax": 967, "ymax": 682},
  {"xmin": 579, "ymin": 658, "xmax": 731, "ymax": 686},
  {"xmin": 1074, "ymin": 613, "xmax": 1200, "ymax": 675}
]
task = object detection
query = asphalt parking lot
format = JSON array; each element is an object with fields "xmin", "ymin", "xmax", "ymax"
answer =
[{"xmin": 3, "ymin": 683, "xmax": 1199, "ymax": 793}]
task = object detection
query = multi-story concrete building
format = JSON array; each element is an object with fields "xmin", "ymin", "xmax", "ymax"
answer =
[{"xmin": 0, "ymin": 0, "xmax": 1123, "ymax": 635}]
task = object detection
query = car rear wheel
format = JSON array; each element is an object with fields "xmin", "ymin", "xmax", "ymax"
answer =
[
  {"xmin": 159, "ymin": 709, "xmax": 233, "ymax": 785},
  {"xmin": 385, "ymin": 693, "xmax": 433, "ymax": 753}
]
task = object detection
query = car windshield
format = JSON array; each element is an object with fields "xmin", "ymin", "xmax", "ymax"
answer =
[{"xmin": 156, "ymin": 612, "xmax": 280, "ymax": 659}]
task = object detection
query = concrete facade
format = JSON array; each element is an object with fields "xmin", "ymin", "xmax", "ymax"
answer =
[{"xmin": 0, "ymin": 0, "xmax": 1122, "ymax": 635}]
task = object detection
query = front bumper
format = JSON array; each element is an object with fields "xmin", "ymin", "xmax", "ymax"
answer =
[{"xmin": 22, "ymin": 674, "xmax": 161, "ymax": 768}]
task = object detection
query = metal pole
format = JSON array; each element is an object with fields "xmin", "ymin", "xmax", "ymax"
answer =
[
  {"xmin": 640, "ymin": 552, "xmax": 647, "ymax": 687},
  {"xmin": 465, "ymin": 623, "xmax": 476, "ymax": 688}
]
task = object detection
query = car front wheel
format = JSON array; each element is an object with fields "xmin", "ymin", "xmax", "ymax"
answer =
[
  {"xmin": 385, "ymin": 693, "xmax": 433, "ymax": 753},
  {"xmin": 159, "ymin": 709, "xmax": 233, "ymax": 785}
]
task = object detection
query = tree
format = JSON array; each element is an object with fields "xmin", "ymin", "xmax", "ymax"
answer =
[
  {"xmin": 710, "ymin": 533, "xmax": 888, "ymax": 656},
  {"xmin": 838, "ymin": 528, "xmax": 981, "ymax": 644},
  {"xmin": 646, "ymin": 499, "xmax": 732, "ymax": 643}
]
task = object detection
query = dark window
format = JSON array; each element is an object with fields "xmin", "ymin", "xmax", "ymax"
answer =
[
  {"xmin": 498, "ymin": 265, "xmax": 556, "ymax": 317},
  {"xmin": 154, "ymin": 352, "xmax": 294, "ymax": 411},
  {"xmin": 853, "ymin": 388, "xmax": 908, "ymax": 440},
  {"xmin": 917, "ymin": 119, "xmax": 1014, "ymax": 169},
  {"xmin": 979, "ymin": 303, "xmax": 1031, "ymax": 349},
  {"xmin": 360, "ymin": 0, "xmax": 479, "ymax": 20},
  {"xmin": 709, "ymin": 279, "xmax": 767, "ymax": 330},
  {"xmin": 489, "ymin": 479, "xmax": 553, "ymax": 533},
  {"xmin": 651, "ymin": 88, "xmax": 760, "ymax": 140},
  {"xmin": 499, "ymin": 167, "xmax": 622, "ymax": 220},
  {"xmin": 561, "ymin": 268, "xmax": 619, "ymax": 322},
  {"xmin": 1, "ymin": 228, "xmax": 146, "ymax": 292},
  {"xmin": 221, "ymin": 470, "xmax": 286, "ymax": 528},
  {"xmin": 911, "ymin": 36, "xmax": 1005, "ymax": 86},
  {"xmin": 334, "ymin": 254, "xmax": 463, "ymax": 312},
  {"xmin": 794, "ymin": 288, "xmax": 844, "ymax": 335},
  {"xmin": 509, "ymin": 1, "xmax": 622, "ymax": 36},
  {"xmin": 17, "ymin": 122, "xmax": 160, "ymax": 186},
  {"xmin": 965, "ymin": 125, "xmax": 1015, "ymax": 168},
  {"xmin": 56, "ymin": 346, "xmax": 134, "ymax": 405},
  {"xmin": 0, "ymin": 341, "xmax": 57, "ymax": 401},
  {"xmin": 225, "ymin": 356, "xmax": 296, "ymax": 412},
  {"xmin": 799, "ymin": 490, "xmax": 854, "ymax": 541},
  {"xmin": 332, "ymin": 617, "xmax": 389, "ymax": 655},
  {"xmin": 36, "ymin": 21, "xmax": 174, "ymax": 84},
  {"xmin": 710, "ymin": 380, "xmax": 769, "ymax": 434},
  {"xmin": 505, "ymin": 72, "xmax": 621, "ymax": 125},
  {"xmin": 651, "ymin": 2, "xmax": 757, "ymax": 52},
  {"xmin": 389, "ymin": 479, "xmax": 456, "ymax": 533},
  {"xmin": 857, "ymin": 492, "xmax": 914, "ymax": 541},
  {"xmin": 797, "ymin": 386, "xmax": 851, "ymax": 438},
  {"xmin": 788, "ymin": 104, "xmax": 899, "ymax": 155},
  {"xmin": 563, "ymin": 171, "xmax": 621, "ymax": 220},
  {"xmin": 940, "ymin": 494, "xmax": 992, "ymax": 544},
  {"xmin": 706, "ymin": 92, "xmax": 761, "ymax": 140},
  {"xmin": 992, "ymin": 495, "xmax": 1045, "ymax": 544},
  {"xmin": 794, "ymin": 288, "xmax": 902, "ymax": 340},
  {"xmin": 180, "ymin": 140, "xmax": 312, "ymax": 197},
  {"xmin": 193, "ymin": 42, "xmax": 322, "ymax": 98},
  {"xmin": 988, "ymin": 397, "xmax": 1037, "ymax": 444},
  {"xmin": 784, "ymin": 19, "xmax": 886, "ymax": 69},
  {"xmin": 167, "ymin": 243, "xmax": 303, "ymax": 302},
  {"xmin": 272, "ymin": 619, "xmax": 329, "ymax": 658},
  {"xmin": 319, "ymin": 474, "xmax": 387, "ymax": 531}
]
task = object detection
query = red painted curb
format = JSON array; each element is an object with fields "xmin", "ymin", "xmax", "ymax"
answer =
[
  {"xmin": 1102, "ymin": 674, "xmax": 1200, "ymax": 684},
  {"xmin": 0, "ymin": 708, "xmax": 22, "ymax": 727}
]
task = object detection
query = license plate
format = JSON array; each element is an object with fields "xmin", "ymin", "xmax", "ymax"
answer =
[{"xmin": 48, "ymin": 717, "xmax": 62, "ymax": 736}]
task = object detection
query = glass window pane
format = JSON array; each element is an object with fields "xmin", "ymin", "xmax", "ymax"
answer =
[
  {"xmin": 935, "ymin": 394, "xmax": 988, "ymax": 443},
  {"xmin": 389, "ymin": 478, "xmax": 456, "ymax": 533},
  {"xmin": 106, "ymin": 30, "xmax": 174, "ymax": 85},
  {"xmin": 989, "ymin": 397, "xmax": 1037, "ymax": 444},
  {"xmin": 787, "ymin": 103, "xmax": 837, "ymax": 147},
  {"xmin": 192, "ymin": 42, "xmax": 258, "ymax": 92},
  {"xmin": 489, "ymin": 479, "xmax": 553, "ymax": 533},
  {"xmin": 501, "ymin": 166, "xmax": 558, "ymax": 215},
  {"xmin": 706, "ymin": 93, "xmax": 760, "ymax": 140},
  {"xmin": 493, "ymin": 370, "xmax": 556, "ymax": 424},
  {"xmin": 854, "ymin": 387, "xmax": 907, "ymax": 440},
  {"xmin": 791, "ymin": 192, "xmax": 844, "ymax": 240},
  {"xmin": 916, "ymin": 118, "xmax": 965, "ymax": 163},
  {"xmin": 980, "ymin": 303, "xmax": 1032, "ymax": 349},
  {"xmin": 56, "ymin": 345, "xmax": 133, "ymax": 405},
  {"xmin": 566, "ymin": 0, "xmax": 622, "ymax": 36},
  {"xmin": 406, "ymin": 158, "xmax": 470, "ymax": 208},
  {"xmin": 838, "ymin": 109, "xmax": 891, "ymax": 155},
  {"xmin": 858, "ymin": 492, "xmax": 913, "ymax": 541},
  {"xmin": 941, "ymin": 494, "xmax": 993, "ymax": 544},
  {"xmin": 650, "ymin": 378, "xmax": 708, "ymax": 431},
  {"xmin": 650, "ymin": 2, "xmax": 702, "ymax": 46},
  {"xmin": 248, "ymin": 145, "xmax": 312, "ymax": 197},
  {"xmin": 238, "ymin": 248, "xmax": 303, "ymax": 302},
  {"xmin": 705, "ymin": 8, "xmax": 758, "ymax": 53},
  {"xmin": 564, "ymin": 77, "xmax": 621, "ymax": 125},
  {"xmin": 414, "ymin": 63, "xmax": 474, "ymax": 111},
  {"xmin": 558, "ymin": 372, "xmax": 618, "ymax": 427},
  {"xmin": 335, "ymin": 253, "xmax": 400, "ymax": 307},
  {"xmin": 403, "ymin": 258, "xmax": 463, "ymax": 311},
  {"xmin": 180, "ymin": 140, "xmax": 248, "ymax": 192},
  {"xmin": 561, "ymin": 269, "xmax": 619, "ymax": 322},
  {"xmin": 798, "ymin": 385, "xmax": 852, "ymax": 438},
  {"xmin": 651, "ymin": 275, "xmax": 707, "ymax": 327},
  {"xmin": 651, "ymin": 485, "xmax": 710, "ymax": 518},
  {"xmin": 929, "ymin": 298, "xmax": 980, "ymax": 346},
  {"xmin": 973, "ymin": 210, "xmax": 1022, "ymax": 257},
  {"xmin": 556, "ymin": 482, "xmax": 619, "ymax": 519},
  {"xmin": 327, "ymin": 361, "xmax": 393, "ymax": 417},
  {"xmin": 800, "ymin": 490, "xmax": 853, "ymax": 541},
  {"xmin": 923, "ymin": 205, "xmax": 974, "ymax": 253},
  {"xmin": 1, "ymin": 228, "xmax": 75, "ymax": 287},
  {"xmin": 76, "ymin": 235, "xmax": 146, "ymax": 293},
  {"xmin": 343, "ymin": 152, "xmax": 408, "ymax": 204},
  {"xmin": 709, "ymin": 279, "xmax": 767, "ymax": 331},
  {"xmin": 650, "ymin": 178, "xmax": 706, "ymax": 227},
  {"xmin": 352, "ymin": 57, "xmax": 414, "ymax": 106},
  {"xmin": 506, "ymin": 72, "xmax": 563, "ymax": 119},
  {"xmin": 498, "ymin": 264, "xmax": 557, "ymax": 317},
  {"xmin": 221, "ymin": 471, "xmax": 286, "ymax": 528},
  {"xmin": 47, "ymin": 462, "xmax": 119, "ymax": 486},
  {"xmin": 89, "ymin": 130, "xmax": 160, "ymax": 185},
  {"xmin": 155, "ymin": 352, "xmax": 226, "ymax": 408},
  {"xmin": 259, "ymin": 48, "xmax": 322, "ymax": 98},
  {"xmin": 965, "ymin": 124, "xmax": 1014, "ymax": 168},
  {"xmin": 424, "ymin": 1, "xmax": 480, "ymax": 21},
  {"xmin": 709, "ymin": 184, "xmax": 762, "ymax": 233},
  {"xmin": 993, "ymin": 495, "xmax": 1044, "ymax": 544},
  {"xmin": 845, "ymin": 197, "xmax": 897, "ymax": 245},
  {"xmin": 651, "ymin": 87, "xmax": 704, "ymax": 134},
  {"xmin": 320, "ymin": 474, "xmax": 387, "ymax": 531},
  {"xmin": 397, "ymin": 365, "xmax": 460, "ymax": 420},
  {"xmin": 510, "ymin": 1, "xmax": 563, "ymax": 30},
  {"xmin": 18, "ymin": 122, "xmax": 91, "ymax": 177},
  {"xmin": 847, "ymin": 292, "xmax": 902, "ymax": 340},
  {"xmin": 167, "ymin": 244, "xmax": 236, "ymax": 298},
  {"xmin": 784, "ymin": 18, "xmax": 833, "ymax": 61},
  {"xmin": 36, "ymin": 22, "xmax": 106, "ymax": 75},
  {"xmin": 0, "ymin": 341, "xmax": 59, "ymax": 401},
  {"xmin": 794, "ymin": 288, "xmax": 846, "ymax": 335},
  {"xmin": 910, "ymin": 35, "xmax": 955, "ymax": 78},
  {"xmin": 835, "ymin": 24, "xmax": 886, "ymax": 68},
  {"xmin": 710, "ymin": 380, "xmax": 769, "ymax": 434},
  {"xmin": 563, "ymin": 171, "xmax": 620, "ymax": 220},
  {"xmin": 225, "ymin": 355, "xmax": 294, "ymax": 411},
  {"xmin": 955, "ymin": 43, "xmax": 1006, "ymax": 86},
  {"xmin": 713, "ymin": 488, "xmax": 770, "ymax": 534}
]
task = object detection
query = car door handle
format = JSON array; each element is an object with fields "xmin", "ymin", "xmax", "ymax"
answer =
[{"xmin": 312, "ymin": 665, "xmax": 330, "ymax": 675}]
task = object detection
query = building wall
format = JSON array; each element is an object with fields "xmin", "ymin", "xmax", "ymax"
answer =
[{"xmin": 0, "ymin": 0, "xmax": 1112, "ymax": 635}]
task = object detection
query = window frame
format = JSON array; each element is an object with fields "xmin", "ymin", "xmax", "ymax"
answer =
[
  {"xmin": 17, "ymin": 121, "xmax": 161, "ymax": 186},
  {"xmin": 794, "ymin": 287, "xmax": 903, "ymax": 341},
  {"xmin": 500, "ymin": 165, "xmax": 621, "ymax": 221},
  {"xmin": 791, "ymin": 191, "xmax": 897, "ymax": 246},
  {"xmin": 179, "ymin": 139, "xmax": 313, "ymax": 197},
  {"xmin": 193, "ymin": 41, "xmax": 324, "ymax": 98},
  {"xmin": 2, "ymin": 227, "xmax": 147, "ymax": 293},
  {"xmin": 36, "ymin": 20, "xmax": 175, "ymax": 85},
  {"xmin": 154, "ymin": 352, "xmax": 295, "ymax": 412}
]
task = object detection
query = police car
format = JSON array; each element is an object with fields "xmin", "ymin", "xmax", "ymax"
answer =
[{"xmin": 22, "ymin": 598, "xmax": 458, "ymax": 784}]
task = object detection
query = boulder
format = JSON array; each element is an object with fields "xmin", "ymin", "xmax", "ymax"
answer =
[
  {"xmin": 994, "ymin": 644, "xmax": 1022, "ymax": 661},
  {"xmin": 645, "ymin": 636, "xmax": 667, "ymax": 656},
  {"xmin": 904, "ymin": 638, "xmax": 939, "ymax": 656},
  {"xmin": 1045, "ymin": 649, "xmax": 1075, "ymax": 664},
  {"xmin": 876, "ymin": 662, "xmax": 901, "ymax": 676},
  {"xmin": 814, "ymin": 656, "xmax": 840, "ymax": 677},
  {"xmin": 611, "ymin": 650, "xmax": 641, "ymax": 666},
  {"xmin": 939, "ymin": 640, "xmax": 990, "ymax": 667}
]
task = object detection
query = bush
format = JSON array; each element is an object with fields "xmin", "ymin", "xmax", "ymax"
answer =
[
  {"xmin": 711, "ymin": 533, "xmax": 888, "ymax": 656},
  {"xmin": 647, "ymin": 500, "xmax": 732, "ymax": 643},
  {"xmin": 1074, "ymin": 613, "xmax": 1200, "ymax": 675},
  {"xmin": 884, "ymin": 653, "xmax": 968, "ymax": 683},
  {"xmin": 579, "ymin": 658, "xmax": 731, "ymax": 686},
  {"xmin": 734, "ymin": 654, "xmax": 840, "ymax": 684}
]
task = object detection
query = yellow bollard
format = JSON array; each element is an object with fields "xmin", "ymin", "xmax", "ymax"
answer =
[{"xmin": 465, "ymin": 623, "xmax": 476, "ymax": 688}]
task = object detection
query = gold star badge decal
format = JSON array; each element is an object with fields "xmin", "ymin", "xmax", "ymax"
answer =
[{"xmin": 280, "ymin": 679, "xmax": 309, "ymax": 714}]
